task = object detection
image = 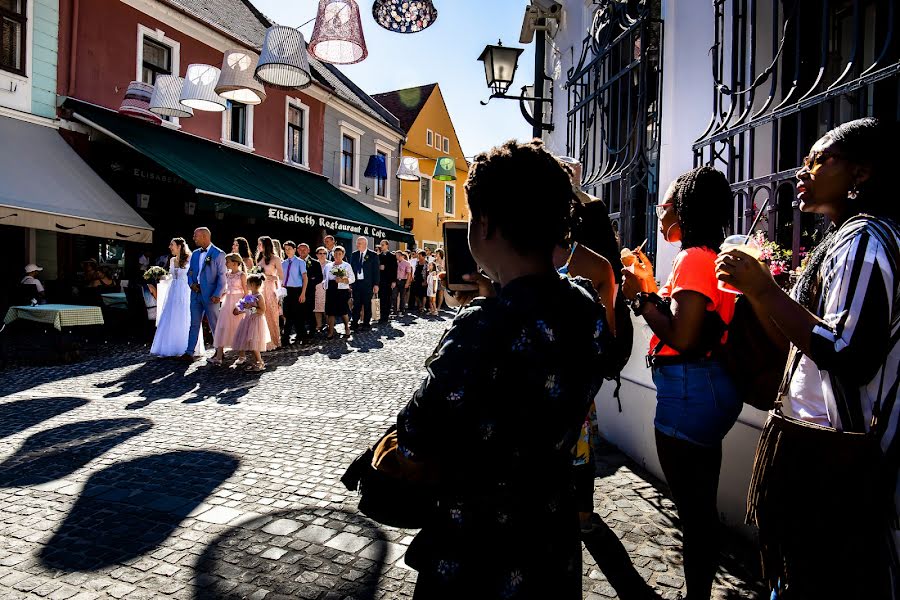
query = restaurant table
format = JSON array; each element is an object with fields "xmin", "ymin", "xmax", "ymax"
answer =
[
  {"xmin": 3, "ymin": 304, "xmax": 105, "ymax": 331},
  {"xmin": 101, "ymin": 292, "xmax": 127, "ymax": 309}
]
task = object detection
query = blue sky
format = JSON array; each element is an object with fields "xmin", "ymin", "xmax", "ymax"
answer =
[{"xmin": 252, "ymin": 0, "xmax": 534, "ymax": 158}]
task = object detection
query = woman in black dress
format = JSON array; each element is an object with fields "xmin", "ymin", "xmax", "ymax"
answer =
[{"xmin": 323, "ymin": 246, "xmax": 355, "ymax": 339}]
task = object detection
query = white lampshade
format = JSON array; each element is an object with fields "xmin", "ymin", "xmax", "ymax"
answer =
[
  {"xmin": 180, "ymin": 64, "xmax": 227, "ymax": 112},
  {"xmin": 215, "ymin": 50, "xmax": 267, "ymax": 105},
  {"xmin": 396, "ymin": 156, "xmax": 421, "ymax": 181},
  {"xmin": 149, "ymin": 76, "xmax": 193, "ymax": 118},
  {"xmin": 256, "ymin": 26, "xmax": 312, "ymax": 89}
]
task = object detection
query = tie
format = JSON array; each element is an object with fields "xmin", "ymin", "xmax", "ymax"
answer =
[{"xmin": 284, "ymin": 259, "xmax": 293, "ymax": 287}]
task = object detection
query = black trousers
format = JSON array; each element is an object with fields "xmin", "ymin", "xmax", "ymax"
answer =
[
  {"xmin": 351, "ymin": 284, "xmax": 374, "ymax": 325},
  {"xmin": 378, "ymin": 282, "xmax": 393, "ymax": 321},
  {"xmin": 298, "ymin": 288, "xmax": 314, "ymax": 338},
  {"xmin": 655, "ymin": 429, "xmax": 722, "ymax": 600},
  {"xmin": 282, "ymin": 286, "xmax": 303, "ymax": 340},
  {"xmin": 409, "ymin": 282, "xmax": 426, "ymax": 311}
]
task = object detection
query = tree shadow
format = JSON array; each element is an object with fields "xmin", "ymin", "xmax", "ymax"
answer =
[
  {"xmin": 39, "ymin": 450, "xmax": 239, "ymax": 571},
  {"xmin": 194, "ymin": 508, "xmax": 388, "ymax": 600},
  {"xmin": 0, "ymin": 397, "xmax": 89, "ymax": 440},
  {"xmin": 0, "ymin": 418, "xmax": 152, "ymax": 487}
]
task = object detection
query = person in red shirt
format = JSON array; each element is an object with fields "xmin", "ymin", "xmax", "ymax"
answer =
[{"xmin": 621, "ymin": 166, "xmax": 741, "ymax": 600}]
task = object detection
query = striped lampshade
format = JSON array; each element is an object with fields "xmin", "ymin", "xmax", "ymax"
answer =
[
  {"xmin": 149, "ymin": 76, "xmax": 193, "ymax": 118},
  {"xmin": 309, "ymin": 0, "xmax": 368, "ymax": 65},
  {"xmin": 215, "ymin": 50, "xmax": 267, "ymax": 105},
  {"xmin": 256, "ymin": 26, "xmax": 312, "ymax": 89},
  {"xmin": 180, "ymin": 64, "xmax": 227, "ymax": 112},
  {"xmin": 118, "ymin": 81, "xmax": 163, "ymax": 125}
]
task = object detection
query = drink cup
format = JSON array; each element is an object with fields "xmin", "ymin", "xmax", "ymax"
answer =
[{"xmin": 717, "ymin": 234, "xmax": 762, "ymax": 294}]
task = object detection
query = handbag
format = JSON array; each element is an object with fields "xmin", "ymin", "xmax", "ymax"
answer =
[{"xmin": 341, "ymin": 425, "xmax": 436, "ymax": 529}]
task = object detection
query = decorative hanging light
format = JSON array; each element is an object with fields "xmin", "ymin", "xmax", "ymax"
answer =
[
  {"xmin": 118, "ymin": 81, "xmax": 162, "ymax": 124},
  {"xmin": 180, "ymin": 64, "xmax": 227, "ymax": 112},
  {"xmin": 215, "ymin": 50, "xmax": 267, "ymax": 105},
  {"xmin": 477, "ymin": 41, "xmax": 524, "ymax": 96},
  {"xmin": 396, "ymin": 156, "xmax": 421, "ymax": 181},
  {"xmin": 149, "ymin": 76, "xmax": 193, "ymax": 118},
  {"xmin": 432, "ymin": 156, "xmax": 457, "ymax": 181},
  {"xmin": 256, "ymin": 25, "xmax": 312, "ymax": 89},
  {"xmin": 372, "ymin": 0, "xmax": 437, "ymax": 34},
  {"xmin": 364, "ymin": 154, "xmax": 388, "ymax": 179},
  {"xmin": 309, "ymin": 0, "xmax": 368, "ymax": 65}
]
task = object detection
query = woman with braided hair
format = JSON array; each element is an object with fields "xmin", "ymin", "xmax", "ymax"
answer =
[
  {"xmin": 621, "ymin": 165, "xmax": 742, "ymax": 600},
  {"xmin": 718, "ymin": 118, "xmax": 899, "ymax": 599}
]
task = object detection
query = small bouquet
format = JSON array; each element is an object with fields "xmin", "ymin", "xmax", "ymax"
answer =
[
  {"xmin": 234, "ymin": 294, "xmax": 257, "ymax": 315},
  {"xmin": 248, "ymin": 266, "xmax": 263, "ymax": 275},
  {"xmin": 143, "ymin": 266, "xmax": 167, "ymax": 283},
  {"xmin": 332, "ymin": 267, "xmax": 348, "ymax": 279}
]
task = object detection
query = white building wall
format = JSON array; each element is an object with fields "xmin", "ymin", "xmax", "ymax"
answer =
[{"xmin": 546, "ymin": 0, "xmax": 768, "ymax": 538}]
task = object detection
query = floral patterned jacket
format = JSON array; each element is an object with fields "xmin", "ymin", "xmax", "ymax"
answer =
[{"xmin": 397, "ymin": 272, "xmax": 614, "ymax": 599}]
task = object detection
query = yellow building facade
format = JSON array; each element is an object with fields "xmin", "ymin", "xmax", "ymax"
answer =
[{"xmin": 372, "ymin": 84, "xmax": 469, "ymax": 250}]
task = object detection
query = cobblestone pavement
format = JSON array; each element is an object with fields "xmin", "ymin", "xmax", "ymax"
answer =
[{"xmin": 0, "ymin": 314, "xmax": 764, "ymax": 599}]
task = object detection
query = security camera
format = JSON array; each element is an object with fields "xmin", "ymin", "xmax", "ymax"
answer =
[
  {"xmin": 531, "ymin": 0, "xmax": 562, "ymax": 19},
  {"xmin": 521, "ymin": 0, "xmax": 562, "ymax": 43}
]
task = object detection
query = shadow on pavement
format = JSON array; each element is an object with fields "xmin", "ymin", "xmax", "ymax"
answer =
[
  {"xmin": 0, "ymin": 397, "xmax": 89, "ymax": 440},
  {"xmin": 39, "ymin": 450, "xmax": 239, "ymax": 571},
  {"xmin": 194, "ymin": 508, "xmax": 387, "ymax": 600},
  {"xmin": 0, "ymin": 418, "xmax": 152, "ymax": 487},
  {"xmin": 583, "ymin": 523, "xmax": 662, "ymax": 600}
]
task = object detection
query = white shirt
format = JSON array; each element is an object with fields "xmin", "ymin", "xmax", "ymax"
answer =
[
  {"xmin": 784, "ymin": 354, "xmax": 830, "ymax": 426},
  {"xmin": 198, "ymin": 247, "xmax": 209, "ymax": 276},
  {"xmin": 21, "ymin": 275, "xmax": 44, "ymax": 294},
  {"xmin": 323, "ymin": 261, "xmax": 356, "ymax": 290}
]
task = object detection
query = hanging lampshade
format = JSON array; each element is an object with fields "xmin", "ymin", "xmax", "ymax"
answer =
[
  {"xmin": 372, "ymin": 0, "xmax": 437, "ymax": 34},
  {"xmin": 364, "ymin": 154, "xmax": 388, "ymax": 179},
  {"xmin": 256, "ymin": 26, "xmax": 312, "ymax": 89},
  {"xmin": 180, "ymin": 64, "xmax": 227, "ymax": 112},
  {"xmin": 309, "ymin": 0, "xmax": 368, "ymax": 65},
  {"xmin": 215, "ymin": 50, "xmax": 267, "ymax": 105},
  {"xmin": 432, "ymin": 156, "xmax": 457, "ymax": 181},
  {"xmin": 396, "ymin": 156, "xmax": 421, "ymax": 181},
  {"xmin": 149, "ymin": 76, "xmax": 193, "ymax": 118},
  {"xmin": 118, "ymin": 81, "xmax": 162, "ymax": 125}
]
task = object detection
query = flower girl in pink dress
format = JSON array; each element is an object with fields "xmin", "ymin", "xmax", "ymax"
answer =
[
  {"xmin": 231, "ymin": 274, "xmax": 271, "ymax": 372},
  {"xmin": 210, "ymin": 254, "xmax": 248, "ymax": 366}
]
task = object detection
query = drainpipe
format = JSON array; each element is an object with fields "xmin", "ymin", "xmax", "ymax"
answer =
[
  {"xmin": 532, "ymin": 21, "xmax": 546, "ymax": 141},
  {"xmin": 67, "ymin": 0, "xmax": 80, "ymax": 97}
]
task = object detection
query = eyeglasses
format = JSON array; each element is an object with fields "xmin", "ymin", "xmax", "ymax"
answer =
[
  {"xmin": 801, "ymin": 150, "xmax": 842, "ymax": 172},
  {"xmin": 316, "ymin": 251, "xmax": 326, "ymax": 255},
  {"xmin": 655, "ymin": 203, "xmax": 673, "ymax": 220}
]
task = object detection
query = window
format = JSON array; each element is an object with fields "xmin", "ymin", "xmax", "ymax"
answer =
[
  {"xmin": 222, "ymin": 100, "xmax": 253, "ymax": 149},
  {"xmin": 287, "ymin": 103, "xmax": 306, "ymax": 165},
  {"xmin": 444, "ymin": 183, "xmax": 455, "ymax": 215},
  {"xmin": 419, "ymin": 177, "xmax": 432, "ymax": 210},
  {"xmin": 141, "ymin": 38, "xmax": 171, "ymax": 85},
  {"xmin": 375, "ymin": 150, "xmax": 388, "ymax": 198},
  {"xmin": 0, "ymin": 0, "xmax": 26, "ymax": 75},
  {"xmin": 443, "ymin": 137, "xmax": 450, "ymax": 153},
  {"xmin": 341, "ymin": 134, "xmax": 355, "ymax": 187},
  {"xmin": 426, "ymin": 129, "xmax": 433, "ymax": 147},
  {"xmin": 435, "ymin": 133, "xmax": 442, "ymax": 150}
]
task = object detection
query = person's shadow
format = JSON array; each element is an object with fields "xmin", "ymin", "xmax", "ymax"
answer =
[
  {"xmin": 194, "ymin": 508, "xmax": 388, "ymax": 600},
  {"xmin": 39, "ymin": 450, "xmax": 239, "ymax": 571},
  {"xmin": 0, "ymin": 418, "xmax": 152, "ymax": 487},
  {"xmin": 0, "ymin": 397, "xmax": 89, "ymax": 440}
]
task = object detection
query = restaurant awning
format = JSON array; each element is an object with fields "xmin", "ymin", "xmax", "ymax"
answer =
[
  {"xmin": 0, "ymin": 115, "xmax": 153, "ymax": 243},
  {"xmin": 67, "ymin": 100, "xmax": 413, "ymax": 243}
]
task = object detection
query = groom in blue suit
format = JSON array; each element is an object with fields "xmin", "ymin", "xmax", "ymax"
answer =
[{"xmin": 182, "ymin": 227, "xmax": 226, "ymax": 361}]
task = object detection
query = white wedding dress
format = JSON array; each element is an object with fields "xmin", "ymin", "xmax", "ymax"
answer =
[{"xmin": 150, "ymin": 257, "xmax": 205, "ymax": 357}]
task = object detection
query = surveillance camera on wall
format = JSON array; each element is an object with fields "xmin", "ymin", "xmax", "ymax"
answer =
[
  {"xmin": 531, "ymin": 0, "xmax": 562, "ymax": 18},
  {"xmin": 520, "ymin": 0, "xmax": 562, "ymax": 44}
]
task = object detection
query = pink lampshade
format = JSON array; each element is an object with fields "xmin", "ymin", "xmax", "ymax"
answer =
[
  {"xmin": 118, "ymin": 81, "xmax": 162, "ymax": 125},
  {"xmin": 309, "ymin": 0, "xmax": 368, "ymax": 65}
]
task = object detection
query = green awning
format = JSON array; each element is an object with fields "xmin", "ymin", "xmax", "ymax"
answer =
[{"xmin": 67, "ymin": 100, "xmax": 412, "ymax": 243}]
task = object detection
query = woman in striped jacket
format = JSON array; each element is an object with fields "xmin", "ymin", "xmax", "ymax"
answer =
[{"xmin": 718, "ymin": 118, "xmax": 899, "ymax": 599}]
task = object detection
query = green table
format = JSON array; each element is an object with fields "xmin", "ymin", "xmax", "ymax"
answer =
[{"xmin": 3, "ymin": 304, "xmax": 105, "ymax": 331}]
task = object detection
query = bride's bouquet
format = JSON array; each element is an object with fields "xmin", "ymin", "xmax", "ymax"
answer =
[
  {"xmin": 143, "ymin": 266, "xmax": 167, "ymax": 283},
  {"xmin": 235, "ymin": 294, "xmax": 257, "ymax": 315}
]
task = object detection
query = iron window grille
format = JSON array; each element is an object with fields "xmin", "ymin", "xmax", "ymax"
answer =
[
  {"xmin": 0, "ymin": 0, "xmax": 26, "ymax": 76},
  {"xmin": 566, "ymin": 0, "xmax": 664, "ymax": 258},
  {"xmin": 693, "ymin": 0, "xmax": 900, "ymax": 267}
]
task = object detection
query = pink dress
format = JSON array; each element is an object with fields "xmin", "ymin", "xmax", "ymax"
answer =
[
  {"xmin": 213, "ymin": 271, "xmax": 246, "ymax": 349},
  {"xmin": 259, "ymin": 260, "xmax": 281, "ymax": 350},
  {"xmin": 231, "ymin": 293, "xmax": 271, "ymax": 352}
]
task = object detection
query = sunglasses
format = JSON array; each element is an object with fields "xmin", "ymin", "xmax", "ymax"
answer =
[
  {"xmin": 316, "ymin": 251, "xmax": 326, "ymax": 255},
  {"xmin": 801, "ymin": 150, "xmax": 842, "ymax": 172},
  {"xmin": 655, "ymin": 203, "xmax": 673, "ymax": 220}
]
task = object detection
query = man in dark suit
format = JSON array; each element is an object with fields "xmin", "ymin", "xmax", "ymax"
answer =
[
  {"xmin": 349, "ymin": 237, "xmax": 380, "ymax": 331},
  {"xmin": 297, "ymin": 243, "xmax": 322, "ymax": 340},
  {"xmin": 377, "ymin": 239, "xmax": 397, "ymax": 324}
]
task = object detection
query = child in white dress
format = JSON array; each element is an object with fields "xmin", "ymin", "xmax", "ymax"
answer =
[{"xmin": 426, "ymin": 262, "xmax": 439, "ymax": 316}]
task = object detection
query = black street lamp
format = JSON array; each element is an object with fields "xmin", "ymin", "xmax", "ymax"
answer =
[{"xmin": 477, "ymin": 38, "xmax": 553, "ymax": 138}]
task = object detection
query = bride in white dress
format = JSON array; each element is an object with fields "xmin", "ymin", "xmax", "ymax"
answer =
[{"xmin": 151, "ymin": 238, "xmax": 205, "ymax": 357}]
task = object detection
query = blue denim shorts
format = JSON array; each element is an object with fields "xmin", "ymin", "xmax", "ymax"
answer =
[{"xmin": 651, "ymin": 360, "xmax": 742, "ymax": 447}]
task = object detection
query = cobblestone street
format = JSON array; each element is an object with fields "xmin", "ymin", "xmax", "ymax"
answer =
[{"xmin": 0, "ymin": 315, "xmax": 763, "ymax": 599}]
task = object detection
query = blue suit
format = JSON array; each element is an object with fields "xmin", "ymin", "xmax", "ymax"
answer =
[
  {"xmin": 349, "ymin": 248, "xmax": 380, "ymax": 325},
  {"xmin": 186, "ymin": 244, "xmax": 226, "ymax": 354}
]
